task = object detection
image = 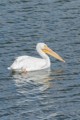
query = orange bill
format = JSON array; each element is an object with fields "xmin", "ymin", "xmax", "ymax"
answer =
[{"xmin": 42, "ymin": 45, "xmax": 65, "ymax": 62}]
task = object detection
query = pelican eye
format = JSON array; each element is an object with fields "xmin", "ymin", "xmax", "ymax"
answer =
[{"xmin": 44, "ymin": 45, "xmax": 47, "ymax": 48}]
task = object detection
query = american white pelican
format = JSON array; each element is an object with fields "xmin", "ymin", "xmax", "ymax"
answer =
[{"xmin": 8, "ymin": 43, "xmax": 65, "ymax": 72}]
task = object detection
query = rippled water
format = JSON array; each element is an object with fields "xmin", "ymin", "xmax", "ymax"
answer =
[{"xmin": 0, "ymin": 0, "xmax": 80, "ymax": 119}]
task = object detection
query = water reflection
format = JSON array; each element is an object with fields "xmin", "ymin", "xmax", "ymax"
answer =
[{"xmin": 12, "ymin": 69, "xmax": 52, "ymax": 92}]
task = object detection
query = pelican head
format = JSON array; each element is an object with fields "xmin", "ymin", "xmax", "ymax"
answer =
[{"xmin": 36, "ymin": 43, "xmax": 65, "ymax": 62}]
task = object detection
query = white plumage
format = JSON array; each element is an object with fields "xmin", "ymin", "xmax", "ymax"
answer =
[{"xmin": 8, "ymin": 43, "xmax": 65, "ymax": 72}]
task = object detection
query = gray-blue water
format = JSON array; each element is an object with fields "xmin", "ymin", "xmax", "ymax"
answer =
[{"xmin": 0, "ymin": 0, "xmax": 80, "ymax": 120}]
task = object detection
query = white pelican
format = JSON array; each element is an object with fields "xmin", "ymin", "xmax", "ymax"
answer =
[{"xmin": 8, "ymin": 43, "xmax": 65, "ymax": 72}]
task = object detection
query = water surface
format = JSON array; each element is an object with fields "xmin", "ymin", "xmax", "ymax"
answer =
[{"xmin": 0, "ymin": 0, "xmax": 80, "ymax": 119}]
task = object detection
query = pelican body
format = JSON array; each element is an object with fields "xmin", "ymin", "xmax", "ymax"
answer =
[{"xmin": 8, "ymin": 43, "xmax": 65, "ymax": 72}]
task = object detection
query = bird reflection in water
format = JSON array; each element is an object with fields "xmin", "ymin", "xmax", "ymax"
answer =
[{"xmin": 12, "ymin": 69, "xmax": 52, "ymax": 92}]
